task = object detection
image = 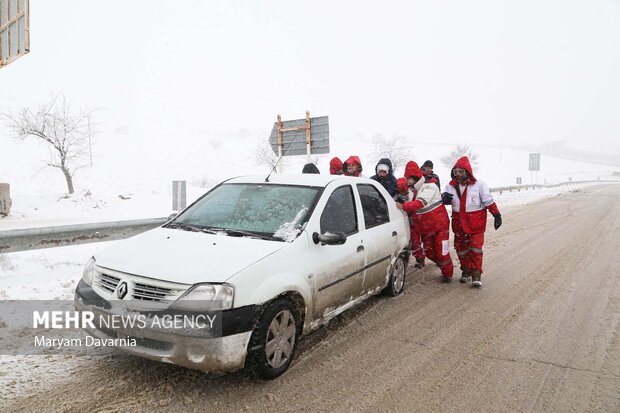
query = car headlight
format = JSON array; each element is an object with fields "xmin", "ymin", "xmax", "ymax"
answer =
[
  {"xmin": 81, "ymin": 257, "xmax": 97, "ymax": 286},
  {"xmin": 174, "ymin": 283, "xmax": 234, "ymax": 310}
]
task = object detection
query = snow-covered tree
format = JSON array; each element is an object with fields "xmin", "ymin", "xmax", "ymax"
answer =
[
  {"xmin": 441, "ymin": 144, "xmax": 479, "ymax": 169},
  {"xmin": 2, "ymin": 94, "xmax": 96, "ymax": 194},
  {"xmin": 251, "ymin": 138, "xmax": 287, "ymax": 172},
  {"xmin": 370, "ymin": 133, "xmax": 412, "ymax": 172}
]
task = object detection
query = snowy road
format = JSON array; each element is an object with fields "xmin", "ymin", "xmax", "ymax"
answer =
[{"xmin": 2, "ymin": 184, "xmax": 619, "ymax": 412}]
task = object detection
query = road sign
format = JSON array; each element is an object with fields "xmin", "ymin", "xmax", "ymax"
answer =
[
  {"xmin": 0, "ymin": 0, "xmax": 29, "ymax": 68},
  {"xmin": 0, "ymin": 183, "xmax": 11, "ymax": 216},
  {"xmin": 529, "ymin": 153, "xmax": 541, "ymax": 171},
  {"xmin": 269, "ymin": 113, "xmax": 329, "ymax": 157}
]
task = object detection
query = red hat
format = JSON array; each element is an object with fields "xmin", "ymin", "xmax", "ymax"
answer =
[
  {"xmin": 449, "ymin": 156, "xmax": 477, "ymax": 185},
  {"xmin": 344, "ymin": 155, "xmax": 363, "ymax": 177},
  {"xmin": 329, "ymin": 157, "xmax": 343, "ymax": 175},
  {"xmin": 404, "ymin": 161, "xmax": 423, "ymax": 179},
  {"xmin": 397, "ymin": 177, "xmax": 409, "ymax": 194}
]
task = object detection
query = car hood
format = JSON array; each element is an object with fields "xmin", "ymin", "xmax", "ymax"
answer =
[{"xmin": 94, "ymin": 227, "xmax": 286, "ymax": 285}]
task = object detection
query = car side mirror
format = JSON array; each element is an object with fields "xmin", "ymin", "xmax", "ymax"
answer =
[
  {"xmin": 167, "ymin": 213, "xmax": 178, "ymax": 221},
  {"xmin": 312, "ymin": 231, "xmax": 347, "ymax": 246}
]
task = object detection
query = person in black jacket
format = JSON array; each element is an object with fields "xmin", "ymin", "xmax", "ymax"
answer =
[
  {"xmin": 421, "ymin": 160, "xmax": 441, "ymax": 189},
  {"xmin": 301, "ymin": 163, "xmax": 320, "ymax": 174},
  {"xmin": 370, "ymin": 158, "xmax": 397, "ymax": 196}
]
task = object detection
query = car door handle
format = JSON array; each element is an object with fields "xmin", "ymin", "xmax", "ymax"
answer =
[
  {"xmin": 392, "ymin": 231, "xmax": 397, "ymax": 237},
  {"xmin": 357, "ymin": 245, "xmax": 364, "ymax": 252}
]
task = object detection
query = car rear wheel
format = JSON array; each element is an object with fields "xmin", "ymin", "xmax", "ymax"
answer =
[
  {"xmin": 246, "ymin": 298, "xmax": 301, "ymax": 380},
  {"xmin": 384, "ymin": 255, "xmax": 406, "ymax": 296}
]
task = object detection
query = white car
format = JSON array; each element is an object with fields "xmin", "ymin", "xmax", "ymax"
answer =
[{"xmin": 74, "ymin": 174, "xmax": 411, "ymax": 379}]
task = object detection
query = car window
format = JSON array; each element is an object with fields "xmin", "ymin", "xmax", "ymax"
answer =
[
  {"xmin": 357, "ymin": 184, "xmax": 390, "ymax": 229},
  {"xmin": 320, "ymin": 185, "xmax": 358, "ymax": 235},
  {"xmin": 174, "ymin": 183, "xmax": 320, "ymax": 241}
]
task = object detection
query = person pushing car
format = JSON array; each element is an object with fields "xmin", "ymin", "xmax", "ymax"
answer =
[{"xmin": 396, "ymin": 161, "xmax": 454, "ymax": 282}]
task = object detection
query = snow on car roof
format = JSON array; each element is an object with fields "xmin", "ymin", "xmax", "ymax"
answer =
[{"xmin": 225, "ymin": 174, "xmax": 374, "ymax": 187}]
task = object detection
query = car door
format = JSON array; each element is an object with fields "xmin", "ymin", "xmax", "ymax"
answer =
[
  {"xmin": 356, "ymin": 183, "xmax": 398, "ymax": 292},
  {"xmin": 310, "ymin": 185, "xmax": 366, "ymax": 320}
]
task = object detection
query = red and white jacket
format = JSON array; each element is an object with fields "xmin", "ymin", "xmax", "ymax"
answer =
[
  {"xmin": 444, "ymin": 156, "xmax": 500, "ymax": 234},
  {"xmin": 402, "ymin": 176, "xmax": 450, "ymax": 234}
]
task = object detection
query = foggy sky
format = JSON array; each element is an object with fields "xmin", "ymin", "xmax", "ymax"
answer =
[{"xmin": 1, "ymin": 0, "xmax": 618, "ymax": 154}]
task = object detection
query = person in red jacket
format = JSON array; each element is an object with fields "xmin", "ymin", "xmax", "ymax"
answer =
[
  {"xmin": 329, "ymin": 157, "xmax": 344, "ymax": 175},
  {"xmin": 396, "ymin": 177, "xmax": 425, "ymax": 268},
  {"xmin": 396, "ymin": 161, "xmax": 454, "ymax": 282},
  {"xmin": 441, "ymin": 156, "xmax": 502, "ymax": 287},
  {"xmin": 343, "ymin": 156, "xmax": 363, "ymax": 177}
]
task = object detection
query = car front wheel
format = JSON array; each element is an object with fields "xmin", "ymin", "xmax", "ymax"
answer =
[{"xmin": 246, "ymin": 298, "xmax": 301, "ymax": 380}]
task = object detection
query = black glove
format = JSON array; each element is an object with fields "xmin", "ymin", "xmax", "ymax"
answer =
[
  {"xmin": 493, "ymin": 214, "xmax": 502, "ymax": 230},
  {"xmin": 441, "ymin": 192, "xmax": 453, "ymax": 205}
]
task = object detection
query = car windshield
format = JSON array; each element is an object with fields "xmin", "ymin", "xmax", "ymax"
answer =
[{"xmin": 170, "ymin": 183, "xmax": 321, "ymax": 242}]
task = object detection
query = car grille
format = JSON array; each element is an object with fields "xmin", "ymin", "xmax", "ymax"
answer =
[
  {"xmin": 94, "ymin": 273, "xmax": 121, "ymax": 294},
  {"xmin": 132, "ymin": 282, "xmax": 176, "ymax": 301},
  {"xmin": 93, "ymin": 270, "xmax": 186, "ymax": 302}
]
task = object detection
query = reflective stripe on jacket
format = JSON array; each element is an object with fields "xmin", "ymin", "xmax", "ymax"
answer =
[
  {"xmin": 403, "ymin": 179, "xmax": 450, "ymax": 234},
  {"xmin": 444, "ymin": 156, "xmax": 500, "ymax": 234}
]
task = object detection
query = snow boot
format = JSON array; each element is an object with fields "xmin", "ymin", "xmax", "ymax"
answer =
[
  {"xmin": 414, "ymin": 258, "xmax": 425, "ymax": 269},
  {"xmin": 459, "ymin": 269, "xmax": 471, "ymax": 283},
  {"xmin": 441, "ymin": 275, "xmax": 452, "ymax": 283},
  {"xmin": 471, "ymin": 270, "xmax": 482, "ymax": 288}
]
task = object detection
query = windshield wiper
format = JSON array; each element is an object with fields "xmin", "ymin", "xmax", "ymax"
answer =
[
  {"xmin": 206, "ymin": 227, "xmax": 275, "ymax": 240},
  {"xmin": 164, "ymin": 222, "xmax": 217, "ymax": 234}
]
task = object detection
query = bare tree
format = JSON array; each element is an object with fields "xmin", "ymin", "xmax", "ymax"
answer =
[
  {"xmin": 440, "ymin": 144, "xmax": 479, "ymax": 169},
  {"xmin": 370, "ymin": 133, "xmax": 413, "ymax": 172},
  {"xmin": 2, "ymin": 94, "xmax": 95, "ymax": 194},
  {"xmin": 251, "ymin": 138, "xmax": 287, "ymax": 172}
]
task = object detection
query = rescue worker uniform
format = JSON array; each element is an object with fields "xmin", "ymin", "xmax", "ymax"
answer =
[
  {"xmin": 443, "ymin": 156, "xmax": 501, "ymax": 286},
  {"xmin": 396, "ymin": 177, "xmax": 424, "ymax": 266},
  {"xmin": 401, "ymin": 161, "xmax": 454, "ymax": 280}
]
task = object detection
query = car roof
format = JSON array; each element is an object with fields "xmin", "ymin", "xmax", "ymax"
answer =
[{"xmin": 225, "ymin": 174, "xmax": 376, "ymax": 188}]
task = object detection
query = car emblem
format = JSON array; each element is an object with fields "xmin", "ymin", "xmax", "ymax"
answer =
[{"xmin": 117, "ymin": 281, "xmax": 128, "ymax": 299}]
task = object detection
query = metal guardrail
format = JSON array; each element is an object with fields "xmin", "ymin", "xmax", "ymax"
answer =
[
  {"xmin": 0, "ymin": 217, "xmax": 168, "ymax": 253},
  {"xmin": 489, "ymin": 179, "xmax": 618, "ymax": 194},
  {"xmin": 1, "ymin": 179, "xmax": 618, "ymax": 254}
]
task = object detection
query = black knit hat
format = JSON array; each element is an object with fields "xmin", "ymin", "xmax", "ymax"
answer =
[
  {"xmin": 302, "ymin": 163, "xmax": 320, "ymax": 174},
  {"xmin": 422, "ymin": 160, "xmax": 433, "ymax": 168}
]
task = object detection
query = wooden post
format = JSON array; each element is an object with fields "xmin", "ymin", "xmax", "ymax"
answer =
[
  {"xmin": 277, "ymin": 114, "xmax": 283, "ymax": 174},
  {"xmin": 305, "ymin": 111, "xmax": 311, "ymax": 162},
  {"xmin": 25, "ymin": 0, "xmax": 30, "ymax": 52},
  {"xmin": 277, "ymin": 114, "xmax": 282, "ymax": 148}
]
